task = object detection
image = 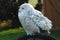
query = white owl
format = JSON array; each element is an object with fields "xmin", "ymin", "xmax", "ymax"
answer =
[{"xmin": 18, "ymin": 3, "xmax": 52, "ymax": 35}]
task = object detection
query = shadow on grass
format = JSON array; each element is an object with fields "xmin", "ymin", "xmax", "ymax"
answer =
[{"xmin": 51, "ymin": 30, "xmax": 60, "ymax": 40}]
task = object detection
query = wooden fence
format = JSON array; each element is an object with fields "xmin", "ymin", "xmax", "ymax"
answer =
[{"xmin": 43, "ymin": 0, "xmax": 60, "ymax": 30}]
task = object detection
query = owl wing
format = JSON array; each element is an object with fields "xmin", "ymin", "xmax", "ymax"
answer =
[
  {"xmin": 29, "ymin": 10, "xmax": 52, "ymax": 30},
  {"xmin": 22, "ymin": 16, "xmax": 40, "ymax": 35}
]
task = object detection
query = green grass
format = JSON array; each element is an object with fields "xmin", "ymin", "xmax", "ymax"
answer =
[
  {"xmin": 0, "ymin": 28, "xmax": 25, "ymax": 40},
  {"xmin": 0, "ymin": 28, "xmax": 60, "ymax": 40},
  {"xmin": 51, "ymin": 30, "xmax": 60, "ymax": 40}
]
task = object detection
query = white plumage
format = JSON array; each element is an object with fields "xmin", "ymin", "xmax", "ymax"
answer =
[{"xmin": 18, "ymin": 3, "xmax": 52, "ymax": 35}]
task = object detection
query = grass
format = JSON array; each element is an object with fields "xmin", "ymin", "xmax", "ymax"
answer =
[
  {"xmin": 51, "ymin": 30, "xmax": 60, "ymax": 40},
  {"xmin": 0, "ymin": 28, "xmax": 60, "ymax": 40},
  {"xmin": 0, "ymin": 28, "xmax": 25, "ymax": 40}
]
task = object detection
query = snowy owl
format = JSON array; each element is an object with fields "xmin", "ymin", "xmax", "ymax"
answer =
[{"xmin": 18, "ymin": 3, "xmax": 52, "ymax": 35}]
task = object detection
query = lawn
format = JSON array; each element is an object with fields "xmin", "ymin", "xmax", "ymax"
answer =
[
  {"xmin": 0, "ymin": 28, "xmax": 60, "ymax": 40},
  {"xmin": 0, "ymin": 28, "xmax": 25, "ymax": 40}
]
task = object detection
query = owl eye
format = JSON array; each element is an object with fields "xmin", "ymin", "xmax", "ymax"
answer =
[{"xmin": 22, "ymin": 7, "xmax": 24, "ymax": 9}]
